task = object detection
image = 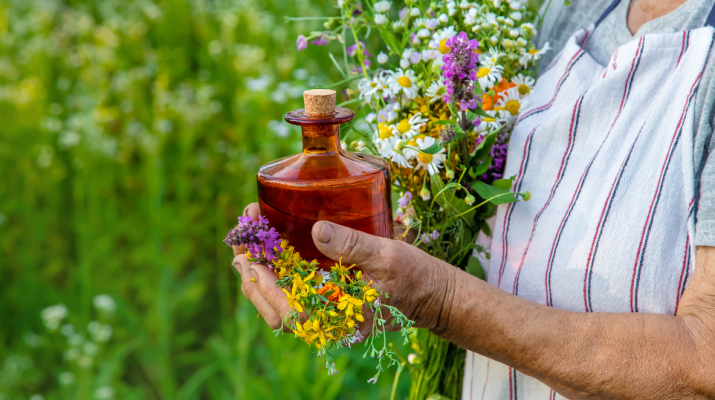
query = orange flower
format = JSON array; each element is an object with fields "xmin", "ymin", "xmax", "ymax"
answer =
[
  {"xmin": 482, "ymin": 94, "xmax": 494, "ymax": 111},
  {"xmin": 317, "ymin": 283, "xmax": 344, "ymax": 303},
  {"xmin": 493, "ymin": 78, "xmax": 516, "ymax": 94}
]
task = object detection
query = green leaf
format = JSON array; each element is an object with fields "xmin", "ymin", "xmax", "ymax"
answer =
[
  {"xmin": 471, "ymin": 181, "xmax": 519, "ymax": 205},
  {"xmin": 421, "ymin": 141, "xmax": 444, "ymax": 155},
  {"xmin": 466, "ymin": 256, "xmax": 486, "ymax": 280},
  {"xmin": 454, "ymin": 124, "xmax": 467, "ymax": 139},
  {"xmin": 434, "ymin": 120, "xmax": 456, "ymax": 125},
  {"xmin": 378, "ymin": 27, "xmax": 402, "ymax": 56},
  {"xmin": 492, "ymin": 176, "xmax": 515, "ymax": 191},
  {"xmin": 468, "ymin": 107, "xmax": 491, "ymax": 119},
  {"xmin": 472, "ymin": 130, "xmax": 498, "ymax": 160},
  {"xmin": 472, "ymin": 155, "xmax": 492, "ymax": 177}
]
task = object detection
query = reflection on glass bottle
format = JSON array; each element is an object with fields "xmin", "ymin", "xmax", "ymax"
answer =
[{"xmin": 257, "ymin": 89, "xmax": 393, "ymax": 269}]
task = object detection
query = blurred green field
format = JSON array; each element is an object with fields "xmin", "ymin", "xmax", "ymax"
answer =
[{"xmin": 0, "ymin": 0, "xmax": 411, "ymax": 398}]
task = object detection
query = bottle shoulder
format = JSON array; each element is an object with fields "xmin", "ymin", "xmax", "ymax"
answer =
[{"xmin": 258, "ymin": 151, "xmax": 389, "ymax": 184}]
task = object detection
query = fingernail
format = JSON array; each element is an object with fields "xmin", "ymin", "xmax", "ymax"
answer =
[{"xmin": 318, "ymin": 221, "xmax": 334, "ymax": 244}]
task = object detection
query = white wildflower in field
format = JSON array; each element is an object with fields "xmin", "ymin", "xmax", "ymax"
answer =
[{"xmin": 41, "ymin": 304, "xmax": 68, "ymax": 331}]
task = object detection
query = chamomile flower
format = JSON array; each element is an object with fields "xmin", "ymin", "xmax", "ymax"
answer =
[
  {"xmin": 477, "ymin": 63, "xmax": 504, "ymax": 90},
  {"xmin": 412, "ymin": 18, "xmax": 427, "ymax": 29},
  {"xmin": 480, "ymin": 48, "xmax": 504, "ymax": 68},
  {"xmin": 374, "ymin": 0, "xmax": 392, "ymax": 13},
  {"xmin": 425, "ymin": 80, "xmax": 446, "ymax": 103},
  {"xmin": 395, "ymin": 113, "xmax": 428, "ymax": 137},
  {"xmin": 519, "ymin": 42, "xmax": 552, "ymax": 66},
  {"xmin": 375, "ymin": 14, "xmax": 387, "ymax": 25},
  {"xmin": 375, "ymin": 123, "xmax": 397, "ymax": 140},
  {"xmin": 387, "ymin": 68, "xmax": 419, "ymax": 99},
  {"xmin": 495, "ymin": 87, "xmax": 528, "ymax": 123},
  {"xmin": 477, "ymin": 110, "xmax": 504, "ymax": 133},
  {"xmin": 414, "ymin": 137, "xmax": 446, "ymax": 176},
  {"xmin": 357, "ymin": 72, "xmax": 395, "ymax": 101},
  {"xmin": 377, "ymin": 136, "xmax": 411, "ymax": 168},
  {"xmin": 432, "ymin": 26, "xmax": 458, "ymax": 53},
  {"xmin": 511, "ymin": 74, "xmax": 535, "ymax": 96}
]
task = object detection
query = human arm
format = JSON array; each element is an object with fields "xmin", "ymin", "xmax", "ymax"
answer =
[{"xmin": 232, "ymin": 203, "xmax": 715, "ymax": 399}]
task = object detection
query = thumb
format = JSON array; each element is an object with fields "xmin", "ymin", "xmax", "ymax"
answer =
[{"xmin": 311, "ymin": 221, "xmax": 389, "ymax": 267}]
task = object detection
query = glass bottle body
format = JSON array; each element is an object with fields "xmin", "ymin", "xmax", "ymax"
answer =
[{"xmin": 257, "ymin": 108, "xmax": 393, "ymax": 269}]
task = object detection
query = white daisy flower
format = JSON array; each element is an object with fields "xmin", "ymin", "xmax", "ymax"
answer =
[
  {"xmin": 480, "ymin": 48, "xmax": 504, "ymax": 68},
  {"xmin": 417, "ymin": 28, "xmax": 431, "ymax": 39},
  {"xmin": 374, "ymin": 0, "xmax": 392, "ymax": 13},
  {"xmin": 375, "ymin": 122, "xmax": 398, "ymax": 140},
  {"xmin": 495, "ymin": 87, "xmax": 528, "ymax": 123},
  {"xmin": 357, "ymin": 72, "xmax": 394, "ymax": 101},
  {"xmin": 519, "ymin": 42, "xmax": 552, "ymax": 66},
  {"xmin": 484, "ymin": 12, "xmax": 498, "ymax": 27},
  {"xmin": 511, "ymin": 74, "xmax": 535, "ymax": 97},
  {"xmin": 387, "ymin": 68, "xmax": 419, "ymax": 99},
  {"xmin": 425, "ymin": 80, "xmax": 446, "ymax": 103},
  {"xmin": 464, "ymin": 8, "xmax": 479, "ymax": 26},
  {"xmin": 477, "ymin": 110, "xmax": 504, "ymax": 133},
  {"xmin": 377, "ymin": 136, "xmax": 411, "ymax": 168},
  {"xmin": 432, "ymin": 26, "xmax": 458, "ymax": 44},
  {"xmin": 412, "ymin": 18, "xmax": 427, "ymax": 29},
  {"xmin": 395, "ymin": 113, "xmax": 428, "ymax": 137},
  {"xmin": 477, "ymin": 64, "xmax": 504, "ymax": 90},
  {"xmin": 414, "ymin": 136, "xmax": 446, "ymax": 176}
]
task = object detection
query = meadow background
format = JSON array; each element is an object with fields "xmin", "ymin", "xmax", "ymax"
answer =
[{"xmin": 0, "ymin": 0, "xmax": 544, "ymax": 399}]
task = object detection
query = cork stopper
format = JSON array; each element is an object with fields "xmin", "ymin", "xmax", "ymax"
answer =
[{"xmin": 303, "ymin": 89, "xmax": 336, "ymax": 116}]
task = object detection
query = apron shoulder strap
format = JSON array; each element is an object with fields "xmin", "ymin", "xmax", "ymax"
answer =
[
  {"xmin": 594, "ymin": 0, "xmax": 623, "ymax": 28},
  {"xmin": 706, "ymin": 1, "xmax": 715, "ymax": 27}
]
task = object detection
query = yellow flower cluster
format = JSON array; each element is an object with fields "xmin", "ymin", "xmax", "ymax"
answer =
[{"xmin": 268, "ymin": 241, "xmax": 381, "ymax": 351}]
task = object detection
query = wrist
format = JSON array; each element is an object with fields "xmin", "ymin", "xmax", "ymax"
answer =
[{"xmin": 413, "ymin": 256, "xmax": 458, "ymax": 333}]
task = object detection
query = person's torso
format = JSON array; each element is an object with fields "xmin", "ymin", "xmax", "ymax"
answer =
[{"xmin": 464, "ymin": 0, "xmax": 715, "ymax": 398}]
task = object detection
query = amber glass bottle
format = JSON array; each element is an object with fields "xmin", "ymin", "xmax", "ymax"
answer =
[{"xmin": 257, "ymin": 89, "xmax": 393, "ymax": 269}]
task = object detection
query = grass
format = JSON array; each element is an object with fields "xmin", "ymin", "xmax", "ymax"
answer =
[{"xmin": 0, "ymin": 0, "xmax": 410, "ymax": 398}]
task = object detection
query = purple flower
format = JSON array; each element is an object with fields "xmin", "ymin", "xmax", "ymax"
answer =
[
  {"xmin": 311, "ymin": 34, "xmax": 329, "ymax": 46},
  {"xmin": 351, "ymin": 60, "xmax": 371, "ymax": 73},
  {"xmin": 347, "ymin": 40, "xmax": 371, "ymax": 58},
  {"xmin": 420, "ymin": 233, "xmax": 431, "ymax": 244},
  {"xmin": 441, "ymin": 31, "xmax": 480, "ymax": 110},
  {"xmin": 398, "ymin": 191, "xmax": 413, "ymax": 208},
  {"xmin": 296, "ymin": 35, "xmax": 307, "ymax": 52},
  {"xmin": 224, "ymin": 215, "xmax": 283, "ymax": 264},
  {"xmin": 398, "ymin": 7, "xmax": 408, "ymax": 19},
  {"xmin": 430, "ymin": 230, "xmax": 440, "ymax": 240},
  {"xmin": 475, "ymin": 133, "xmax": 509, "ymax": 183}
]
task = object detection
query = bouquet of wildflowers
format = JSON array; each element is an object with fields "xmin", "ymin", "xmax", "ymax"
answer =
[
  {"xmin": 225, "ymin": 216, "xmax": 414, "ymax": 384},
  {"xmin": 282, "ymin": 0, "xmax": 549, "ymax": 397}
]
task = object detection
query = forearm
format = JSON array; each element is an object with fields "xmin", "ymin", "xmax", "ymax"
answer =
[{"xmin": 430, "ymin": 265, "xmax": 712, "ymax": 399}]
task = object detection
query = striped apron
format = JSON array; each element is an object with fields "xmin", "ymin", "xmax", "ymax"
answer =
[{"xmin": 463, "ymin": 1, "xmax": 715, "ymax": 398}]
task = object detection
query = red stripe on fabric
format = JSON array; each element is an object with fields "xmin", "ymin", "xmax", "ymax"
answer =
[
  {"xmin": 583, "ymin": 129, "xmax": 642, "ymax": 312},
  {"xmin": 516, "ymin": 49, "xmax": 584, "ymax": 125},
  {"xmin": 512, "ymin": 96, "xmax": 582, "ymax": 295},
  {"xmin": 675, "ymin": 236, "xmax": 690, "ymax": 315},
  {"xmin": 631, "ymin": 73, "xmax": 702, "ymax": 312},
  {"xmin": 508, "ymin": 367, "xmax": 514, "ymax": 400},
  {"xmin": 546, "ymin": 38, "xmax": 645, "ymax": 307},
  {"xmin": 676, "ymin": 32, "xmax": 687, "ymax": 68},
  {"xmin": 498, "ymin": 127, "xmax": 538, "ymax": 287}
]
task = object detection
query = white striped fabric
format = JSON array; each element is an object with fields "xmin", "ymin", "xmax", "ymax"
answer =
[{"xmin": 463, "ymin": 25, "xmax": 715, "ymax": 400}]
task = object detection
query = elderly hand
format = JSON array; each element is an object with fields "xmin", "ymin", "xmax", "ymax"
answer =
[{"xmin": 231, "ymin": 202, "xmax": 457, "ymax": 333}]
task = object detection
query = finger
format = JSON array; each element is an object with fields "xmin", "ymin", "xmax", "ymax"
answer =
[
  {"xmin": 244, "ymin": 203, "xmax": 260, "ymax": 220},
  {"xmin": 235, "ymin": 256, "xmax": 283, "ymax": 328},
  {"xmin": 311, "ymin": 221, "xmax": 394, "ymax": 267},
  {"xmin": 233, "ymin": 244, "xmax": 245, "ymax": 256}
]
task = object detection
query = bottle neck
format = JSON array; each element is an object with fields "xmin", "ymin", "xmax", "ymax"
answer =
[{"xmin": 301, "ymin": 124, "xmax": 342, "ymax": 155}]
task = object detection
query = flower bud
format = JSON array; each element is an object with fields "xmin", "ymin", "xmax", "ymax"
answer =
[
  {"xmin": 445, "ymin": 165, "xmax": 455, "ymax": 179},
  {"xmin": 400, "ymin": 58, "xmax": 411, "ymax": 68},
  {"xmin": 465, "ymin": 193, "xmax": 475, "ymax": 205},
  {"xmin": 410, "ymin": 7, "xmax": 421, "ymax": 16},
  {"xmin": 374, "ymin": 13, "xmax": 387, "ymax": 25},
  {"xmin": 377, "ymin": 52, "xmax": 389, "ymax": 64},
  {"xmin": 439, "ymin": 13, "xmax": 449, "ymax": 23}
]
